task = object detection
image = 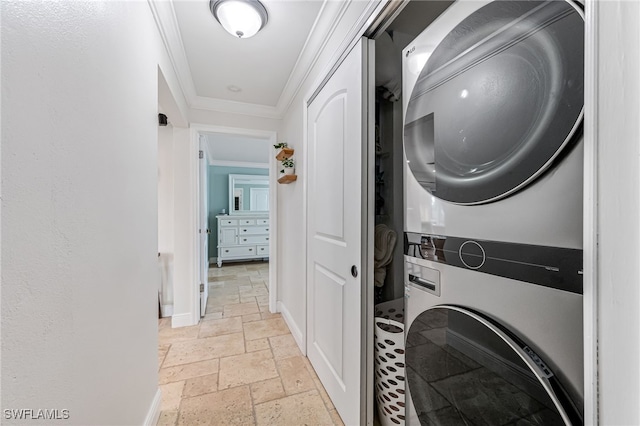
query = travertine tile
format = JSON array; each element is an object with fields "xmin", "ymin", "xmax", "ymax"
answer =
[
  {"xmin": 183, "ymin": 373, "xmax": 218, "ymax": 398},
  {"xmin": 159, "ymin": 325, "xmax": 200, "ymax": 345},
  {"xmin": 246, "ymin": 338, "xmax": 270, "ymax": 352},
  {"xmin": 209, "ymin": 275, "xmax": 237, "ymax": 282},
  {"xmin": 159, "ymin": 262, "xmax": 341, "ymax": 426},
  {"xmin": 329, "ymin": 409, "xmax": 345, "ymax": 426},
  {"xmin": 159, "ymin": 359, "xmax": 219, "ymax": 384},
  {"xmin": 260, "ymin": 311, "xmax": 281, "ymax": 320},
  {"xmin": 254, "ymin": 390, "xmax": 333, "ymax": 426},
  {"xmin": 163, "ymin": 333, "xmax": 245, "ymax": 367},
  {"xmin": 157, "ymin": 410, "xmax": 178, "ymax": 426},
  {"xmin": 223, "ymin": 302, "xmax": 260, "ymax": 317},
  {"xmin": 208, "ymin": 293, "xmax": 240, "ymax": 306},
  {"xmin": 277, "ymin": 356, "xmax": 316, "ymax": 395},
  {"xmin": 259, "ymin": 304, "xmax": 271, "ymax": 313},
  {"xmin": 243, "ymin": 317, "xmax": 290, "ymax": 341},
  {"xmin": 218, "ymin": 350, "xmax": 278, "ymax": 389},
  {"xmin": 250, "ymin": 378, "xmax": 286, "ymax": 404},
  {"xmin": 158, "ymin": 317, "xmax": 172, "ymax": 330},
  {"xmin": 240, "ymin": 286, "xmax": 268, "ymax": 298},
  {"xmin": 198, "ymin": 317, "xmax": 243, "ymax": 338},
  {"xmin": 242, "ymin": 313, "xmax": 262, "ymax": 323},
  {"xmin": 159, "ymin": 344, "xmax": 171, "ymax": 369},
  {"xmin": 240, "ymin": 295, "xmax": 257, "ymax": 304},
  {"xmin": 202, "ymin": 312, "xmax": 223, "ymax": 321},
  {"xmin": 178, "ymin": 386, "xmax": 255, "ymax": 426},
  {"xmin": 160, "ymin": 381, "xmax": 185, "ymax": 411},
  {"xmin": 313, "ymin": 376, "xmax": 334, "ymax": 409},
  {"xmin": 269, "ymin": 334, "xmax": 301, "ymax": 359}
]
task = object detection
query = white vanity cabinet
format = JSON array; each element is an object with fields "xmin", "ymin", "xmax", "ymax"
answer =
[{"xmin": 216, "ymin": 214, "xmax": 269, "ymax": 267}]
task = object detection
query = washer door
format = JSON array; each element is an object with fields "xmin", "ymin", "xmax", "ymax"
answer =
[
  {"xmin": 404, "ymin": 0, "xmax": 584, "ymax": 205},
  {"xmin": 405, "ymin": 305, "xmax": 581, "ymax": 425}
]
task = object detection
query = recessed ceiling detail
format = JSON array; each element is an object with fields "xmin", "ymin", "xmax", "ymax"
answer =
[
  {"xmin": 149, "ymin": 0, "xmax": 368, "ymax": 118},
  {"xmin": 173, "ymin": 0, "xmax": 322, "ymax": 107}
]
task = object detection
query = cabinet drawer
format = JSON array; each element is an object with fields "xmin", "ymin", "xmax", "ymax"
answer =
[
  {"xmin": 240, "ymin": 226, "xmax": 269, "ymax": 235},
  {"xmin": 239, "ymin": 235, "xmax": 269, "ymax": 245},
  {"xmin": 257, "ymin": 245, "xmax": 269, "ymax": 256},
  {"xmin": 256, "ymin": 218, "xmax": 269, "ymax": 225},
  {"xmin": 220, "ymin": 246, "xmax": 256, "ymax": 257},
  {"xmin": 239, "ymin": 219, "xmax": 256, "ymax": 226},
  {"xmin": 220, "ymin": 218, "xmax": 238, "ymax": 227}
]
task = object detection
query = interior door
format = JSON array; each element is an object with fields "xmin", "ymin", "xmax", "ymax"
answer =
[
  {"xmin": 199, "ymin": 143, "xmax": 209, "ymax": 318},
  {"xmin": 306, "ymin": 38, "xmax": 372, "ymax": 426}
]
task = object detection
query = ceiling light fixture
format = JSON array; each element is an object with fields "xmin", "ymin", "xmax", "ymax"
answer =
[{"xmin": 209, "ymin": 0, "xmax": 268, "ymax": 39}]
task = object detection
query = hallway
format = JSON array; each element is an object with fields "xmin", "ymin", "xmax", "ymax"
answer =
[{"xmin": 157, "ymin": 262, "xmax": 344, "ymax": 425}]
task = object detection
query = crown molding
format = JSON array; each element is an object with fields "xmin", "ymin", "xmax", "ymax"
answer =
[
  {"xmin": 147, "ymin": 0, "xmax": 198, "ymax": 102},
  {"xmin": 190, "ymin": 95, "xmax": 282, "ymax": 119},
  {"xmin": 149, "ymin": 0, "xmax": 355, "ymax": 120},
  {"xmin": 210, "ymin": 160, "xmax": 269, "ymax": 169}
]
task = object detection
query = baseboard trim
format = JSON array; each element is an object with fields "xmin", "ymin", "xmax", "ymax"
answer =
[
  {"xmin": 172, "ymin": 312, "xmax": 197, "ymax": 328},
  {"xmin": 278, "ymin": 301, "xmax": 305, "ymax": 355},
  {"xmin": 160, "ymin": 304, "xmax": 174, "ymax": 318},
  {"xmin": 143, "ymin": 388, "xmax": 162, "ymax": 426}
]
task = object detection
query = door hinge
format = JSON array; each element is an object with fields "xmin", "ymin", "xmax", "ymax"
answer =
[
  {"xmin": 199, "ymin": 150, "xmax": 204, "ymax": 159},
  {"xmin": 200, "ymin": 283, "xmax": 204, "ymax": 292}
]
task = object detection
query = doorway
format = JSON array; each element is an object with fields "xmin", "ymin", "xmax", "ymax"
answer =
[{"xmin": 192, "ymin": 124, "xmax": 278, "ymax": 319}]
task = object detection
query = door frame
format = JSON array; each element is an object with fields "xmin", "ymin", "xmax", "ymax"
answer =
[{"xmin": 190, "ymin": 123, "xmax": 279, "ymax": 318}]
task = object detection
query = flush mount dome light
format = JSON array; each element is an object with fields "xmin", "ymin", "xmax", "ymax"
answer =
[{"xmin": 210, "ymin": 0, "xmax": 268, "ymax": 39}]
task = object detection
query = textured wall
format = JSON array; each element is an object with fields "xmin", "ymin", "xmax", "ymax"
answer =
[{"xmin": 1, "ymin": 1, "xmax": 165, "ymax": 424}]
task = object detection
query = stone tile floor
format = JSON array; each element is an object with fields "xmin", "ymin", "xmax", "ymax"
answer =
[{"xmin": 157, "ymin": 261, "xmax": 344, "ymax": 426}]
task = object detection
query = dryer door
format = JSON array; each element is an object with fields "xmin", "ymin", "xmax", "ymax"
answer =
[
  {"xmin": 404, "ymin": 0, "xmax": 584, "ymax": 205},
  {"xmin": 405, "ymin": 305, "xmax": 581, "ymax": 425}
]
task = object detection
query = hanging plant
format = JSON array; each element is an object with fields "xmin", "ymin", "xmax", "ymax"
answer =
[
  {"xmin": 273, "ymin": 142, "xmax": 288, "ymax": 149},
  {"xmin": 280, "ymin": 157, "xmax": 295, "ymax": 175}
]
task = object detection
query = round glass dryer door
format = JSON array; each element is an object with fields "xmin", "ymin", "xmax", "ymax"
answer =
[
  {"xmin": 405, "ymin": 306, "xmax": 581, "ymax": 425},
  {"xmin": 404, "ymin": 0, "xmax": 584, "ymax": 205}
]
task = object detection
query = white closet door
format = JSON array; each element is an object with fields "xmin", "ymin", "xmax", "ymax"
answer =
[{"xmin": 306, "ymin": 38, "xmax": 372, "ymax": 426}]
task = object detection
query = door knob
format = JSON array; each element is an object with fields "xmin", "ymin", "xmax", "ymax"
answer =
[{"xmin": 351, "ymin": 265, "xmax": 358, "ymax": 278}]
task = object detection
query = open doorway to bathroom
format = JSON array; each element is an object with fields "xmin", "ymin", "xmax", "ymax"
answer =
[{"xmin": 197, "ymin": 128, "xmax": 278, "ymax": 320}]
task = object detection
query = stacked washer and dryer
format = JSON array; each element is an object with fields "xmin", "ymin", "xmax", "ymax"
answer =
[{"xmin": 401, "ymin": 1, "xmax": 585, "ymax": 425}]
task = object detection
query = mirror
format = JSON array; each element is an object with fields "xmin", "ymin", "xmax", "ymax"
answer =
[{"xmin": 229, "ymin": 174, "xmax": 270, "ymax": 214}]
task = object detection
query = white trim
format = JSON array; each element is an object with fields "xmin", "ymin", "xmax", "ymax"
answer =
[
  {"xmin": 171, "ymin": 312, "xmax": 194, "ymax": 328},
  {"xmin": 143, "ymin": 389, "xmax": 162, "ymax": 426},
  {"xmin": 191, "ymin": 123, "xmax": 278, "ymax": 317},
  {"xmin": 278, "ymin": 301, "xmax": 305, "ymax": 355},
  {"xmin": 210, "ymin": 160, "xmax": 269, "ymax": 169},
  {"xmin": 189, "ymin": 127, "xmax": 201, "ymax": 326},
  {"xmin": 160, "ymin": 305, "xmax": 174, "ymax": 318},
  {"xmin": 583, "ymin": 0, "xmax": 598, "ymax": 424}
]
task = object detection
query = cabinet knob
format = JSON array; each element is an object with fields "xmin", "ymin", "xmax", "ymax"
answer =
[
  {"xmin": 243, "ymin": 229, "xmax": 247, "ymax": 232},
  {"xmin": 225, "ymin": 250, "xmax": 229, "ymax": 253},
  {"xmin": 243, "ymin": 239, "xmax": 247, "ymax": 242},
  {"xmin": 266, "ymin": 238, "xmax": 269, "ymax": 241},
  {"xmin": 266, "ymin": 228, "xmax": 269, "ymax": 232},
  {"xmin": 249, "ymin": 248, "xmax": 252, "ymax": 251}
]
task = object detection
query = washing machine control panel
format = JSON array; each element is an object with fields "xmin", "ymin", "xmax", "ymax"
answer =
[{"xmin": 404, "ymin": 232, "xmax": 583, "ymax": 294}]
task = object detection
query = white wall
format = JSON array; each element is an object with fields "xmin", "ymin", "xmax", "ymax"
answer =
[
  {"xmin": 170, "ymin": 127, "xmax": 198, "ymax": 327},
  {"xmin": 592, "ymin": 0, "xmax": 640, "ymax": 424},
  {"xmin": 190, "ymin": 108, "xmax": 281, "ymax": 132},
  {"xmin": 158, "ymin": 124, "xmax": 175, "ymax": 254},
  {"xmin": 1, "ymin": 1, "xmax": 187, "ymax": 424}
]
